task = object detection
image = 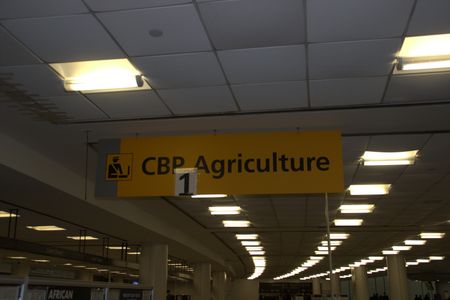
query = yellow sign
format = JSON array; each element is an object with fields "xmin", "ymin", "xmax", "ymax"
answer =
[{"xmin": 99, "ymin": 131, "xmax": 344, "ymax": 197}]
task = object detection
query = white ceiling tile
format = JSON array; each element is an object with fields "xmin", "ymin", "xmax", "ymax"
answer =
[
  {"xmin": 47, "ymin": 94, "xmax": 107, "ymax": 121},
  {"xmin": 231, "ymin": 81, "xmax": 308, "ymax": 111},
  {"xmin": 198, "ymin": 0, "xmax": 305, "ymax": 50},
  {"xmin": 0, "ymin": 1, "xmax": 88, "ymax": 19},
  {"xmin": 310, "ymin": 77, "xmax": 387, "ymax": 107},
  {"xmin": 0, "ymin": 27, "xmax": 39, "ymax": 66},
  {"xmin": 2, "ymin": 15, "xmax": 124, "ymax": 62},
  {"xmin": 158, "ymin": 86, "xmax": 237, "ymax": 115},
  {"xmin": 385, "ymin": 72, "xmax": 450, "ymax": 103},
  {"xmin": 87, "ymin": 91, "xmax": 171, "ymax": 119},
  {"xmin": 307, "ymin": 0, "xmax": 414, "ymax": 43},
  {"xmin": 0, "ymin": 64, "xmax": 67, "ymax": 97},
  {"xmin": 407, "ymin": 0, "xmax": 450, "ymax": 36},
  {"xmin": 309, "ymin": 39, "xmax": 401, "ymax": 80},
  {"xmin": 218, "ymin": 45, "xmax": 306, "ymax": 84},
  {"xmin": 84, "ymin": 0, "xmax": 191, "ymax": 11},
  {"xmin": 132, "ymin": 52, "xmax": 226, "ymax": 89},
  {"xmin": 97, "ymin": 5, "xmax": 211, "ymax": 56}
]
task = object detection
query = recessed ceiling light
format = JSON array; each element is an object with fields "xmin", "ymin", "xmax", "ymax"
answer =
[
  {"xmin": 348, "ymin": 184, "xmax": 391, "ymax": 195},
  {"xmin": 223, "ymin": 220, "xmax": 250, "ymax": 228},
  {"xmin": 209, "ymin": 206, "xmax": 241, "ymax": 215},
  {"xmin": 369, "ymin": 256, "xmax": 384, "ymax": 261},
  {"xmin": 0, "ymin": 211, "xmax": 19, "ymax": 218},
  {"xmin": 397, "ymin": 33, "xmax": 450, "ymax": 72},
  {"xmin": 404, "ymin": 240, "xmax": 427, "ymax": 245},
  {"xmin": 420, "ymin": 232, "xmax": 445, "ymax": 239},
  {"xmin": 315, "ymin": 250, "xmax": 329, "ymax": 255},
  {"xmin": 339, "ymin": 204, "xmax": 375, "ymax": 214},
  {"xmin": 392, "ymin": 246, "xmax": 412, "ymax": 251},
  {"xmin": 406, "ymin": 261, "xmax": 419, "ymax": 266},
  {"xmin": 382, "ymin": 250, "xmax": 399, "ymax": 255},
  {"xmin": 245, "ymin": 246, "xmax": 263, "ymax": 251},
  {"xmin": 416, "ymin": 259, "xmax": 430, "ymax": 263},
  {"xmin": 8, "ymin": 256, "xmax": 26, "ymax": 260},
  {"xmin": 32, "ymin": 259, "xmax": 50, "ymax": 263},
  {"xmin": 429, "ymin": 256, "xmax": 445, "ymax": 261},
  {"xmin": 317, "ymin": 246, "xmax": 336, "ymax": 251},
  {"xmin": 329, "ymin": 233, "xmax": 350, "ymax": 240},
  {"xmin": 236, "ymin": 234, "xmax": 258, "ymax": 240},
  {"xmin": 249, "ymin": 251, "xmax": 265, "ymax": 256},
  {"xmin": 310, "ymin": 256, "xmax": 325, "ymax": 261},
  {"xmin": 241, "ymin": 241, "xmax": 261, "ymax": 246},
  {"xmin": 321, "ymin": 240, "xmax": 343, "ymax": 246},
  {"xmin": 191, "ymin": 194, "xmax": 227, "ymax": 198},
  {"xmin": 64, "ymin": 263, "xmax": 72, "ymax": 266},
  {"xmin": 27, "ymin": 225, "xmax": 66, "ymax": 231},
  {"xmin": 106, "ymin": 246, "xmax": 131, "ymax": 250},
  {"xmin": 67, "ymin": 236, "xmax": 98, "ymax": 240},
  {"xmin": 127, "ymin": 252, "xmax": 141, "ymax": 255},
  {"xmin": 334, "ymin": 219, "xmax": 363, "ymax": 226},
  {"xmin": 361, "ymin": 151, "xmax": 418, "ymax": 166},
  {"xmin": 50, "ymin": 59, "xmax": 150, "ymax": 93}
]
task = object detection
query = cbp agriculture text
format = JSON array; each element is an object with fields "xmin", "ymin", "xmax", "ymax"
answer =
[{"xmin": 142, "ymin": 152, "xmax": 330, "ymax": 179}]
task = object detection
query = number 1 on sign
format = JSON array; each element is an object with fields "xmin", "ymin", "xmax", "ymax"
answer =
[{"xmin": 174, "ymin": 168, "xmax": 198, "ymax": 196}]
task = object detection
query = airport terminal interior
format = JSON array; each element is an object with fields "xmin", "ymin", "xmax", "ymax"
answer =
[{"xmin": 0, "ymin": 0, "xmax": 450, "ymax": 299}]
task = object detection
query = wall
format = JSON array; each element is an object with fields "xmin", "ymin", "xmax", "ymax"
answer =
[{"xmin": 226, "ymin": 279, "xmax": 259, "ymax": 300}]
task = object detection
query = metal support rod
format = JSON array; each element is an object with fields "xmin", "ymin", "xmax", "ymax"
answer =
[{"xmin": 325, "ymin": 193, "xmax": 335, "ymax": 299}]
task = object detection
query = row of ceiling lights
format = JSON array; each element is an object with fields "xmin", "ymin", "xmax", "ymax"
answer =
[
  {"xmin": 36, "ymin": 34, "xmax": 450, "ymax": 94},
  {"xmin": 273, "ymin": 149, "xmax": 444, "ymax": 281},
  {"xmin": 201, "ymin": 194, "xmax": 267, "ymax": 280}
]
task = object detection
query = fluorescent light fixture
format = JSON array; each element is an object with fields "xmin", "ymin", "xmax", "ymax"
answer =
[
  {"xmin": 429, "ymin": 256, "xmax": 445, "ymax": 261},
  {"xmin": 50, "ymin": 59, "xmax": 150, "ymax": 93},
  {"xmin": 191, "ymin": 194, "xmax": 227, "ymax": 198},
  {"xmin": 406, "ymin": 261, "xmax": 419, "ymax": 266},
  {"xmin": 382, "ymin": 250, "xmax": 399, "ymax": 255},
  {"xmin": 405, "ymin": 240, "xmax": 427, "ymax": 245},
  {"xmin": 362, "ymin": 151, "xmax": 418, "ymax": 166},
  {"xmin": 249, "ymin": 251, "xmax": 265, "ymax": 255},
  {"xmin": 334, "ymin": 219, "xmax": 363, "ymax": 226},
  {"xmin": 348, "ymin": 184, "xmax": 391, "ymax": 196},
  {"xmin": 416, "ymin": 259, "xmax": 430, "ymax": 263},
  {"xmin": 246, "ymin": 246, "xmax": 263, "ymax": 251},
  {"xmin": 64, "ymin": 263, "xmax": 72, "ymax": 266},
  {"xmin": 32, "ymin": 259, "xmax": 50, "ymax": 263},
  {"xmin": 0, "ymin": 211, "xmax": 19, "ymax": 218},
  {"xmin": 321, "ymin": 240, "xmax": 343, "ymax": 246},
  {"xmin": 318, "ymin": 246, "xmax": 336, "ymax": 251},
  {"xmin": 67, "ymin": 236, "xmax": 98, "ymax": 240},
  {"xmin": 310, "ymin": 256, "xmax": 325, "ymax": 261},
  {"xmin": 315, "ymin": 250, "xmax": 329, "ymax": 255},
  {"xmin": 420, "ymin": 232, "xmax": 445, "ymax": 239},
  {"xmin": 329, "ymin": 233, "xmax": 350, "ymax": 240},
  {"xmin": 236, "ymin": 234, "xmax": 258, "ymax": 240},
  {"xmin": 223, "ymin": 220, "xmax": 250, "ymax": 227},
  {"xmin": 397, "ymin": 34, "xmax": 450, "ymax": 72},
  {"xmin": 27, "ymin": 225, "xmax": 66, "ymax": 231},
  {"xmin": 241, "ymin": 241, "xmax": 261, "ymax": 246},
  {"xmin": 392, "ymin": 246, "xmax": 412, "ymax": 251},
  {"xmin": 339, "ymin": 204, "xmax": 375, "ymax": 214},
  {"xmin": 106, "ymin": 246, "xmax": 131, "ymax": 250},
  {"xmin": 209, "ymin": 206, "xmax": 241, "ymax": 215},
  {"xmin": 128, "ymin": 252, "xmax": 141, "ymax": 255},
  {"xmin": 8, "ymin": 256, "xmax": 26, "ymax": 260},
  {"xmin": 73, "ymin": 265, "xmax": 86, "ymax": 268},
  {"xmin": 369, "ymin": 256, "xmax": 384, "ymax": 261}
]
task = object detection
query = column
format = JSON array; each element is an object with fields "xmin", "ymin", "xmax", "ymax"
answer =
[
  {"xmin": 140, "ymin": 244, "xmax": 168, "ymax": 300},
  {"xmin": 387, "ymin": 255, "xmax": 409, "ymax": 300},
  {"xmin": 11, "ymin": 262, "xmax": 30, "ymax": 277},
  {"xmin": 312, "ymin": 278, "xmax": 321, "ymax": 295},
  {"xmin": 331, "ymin": 273, "xmax": 341, "ymax": 297},
  {"xmin": 193, "ymin": 263, "xmax": 211, "ymax": 300},
  {"xmin": 212, "ymin": 271, "xmax": 226, "ymax": 300},
  {"xmin": 351, "ymin": 266, "xmax": 369, "ymax": 300}
]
